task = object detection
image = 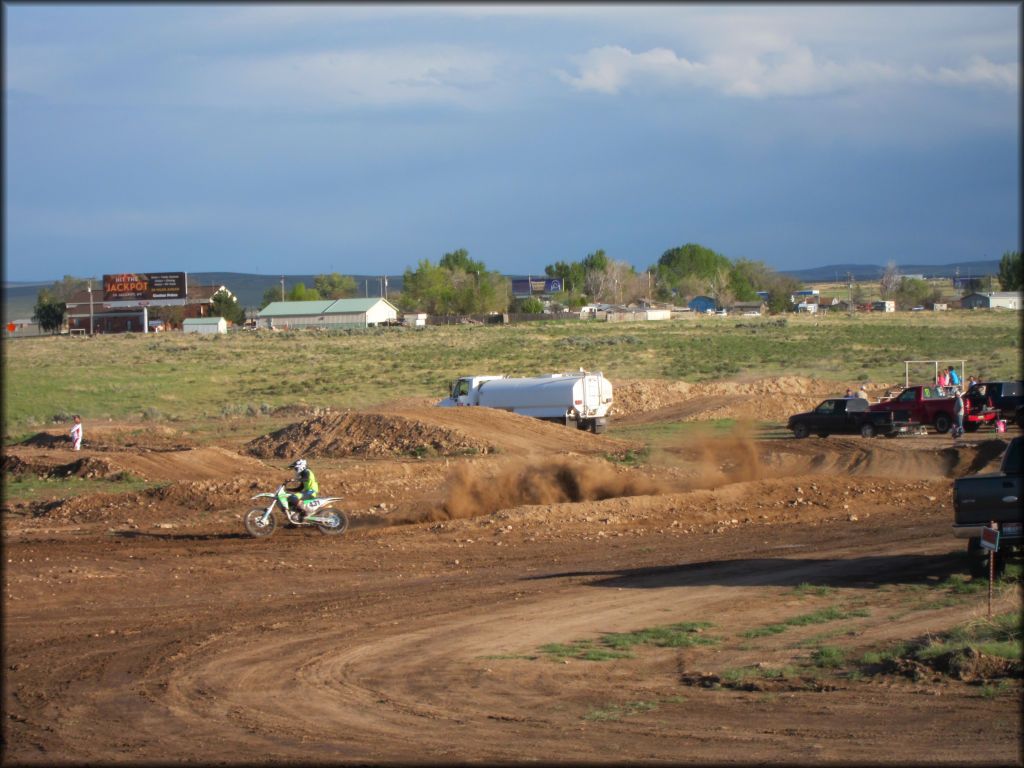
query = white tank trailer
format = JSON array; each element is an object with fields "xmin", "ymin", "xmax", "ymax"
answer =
[{"xmin": 437, "ymin": 370, "xmax": 614, "ymax": 433}]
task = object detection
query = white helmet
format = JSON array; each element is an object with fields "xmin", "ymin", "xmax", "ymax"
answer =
[{"xmin": 290, "ymin": 459, "xmax": 307, "ymax": 473}]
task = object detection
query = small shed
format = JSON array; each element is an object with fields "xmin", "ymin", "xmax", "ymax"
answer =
[{"xmin": 183, "ymin": 317, "xmax": 227, "ymax": 334}]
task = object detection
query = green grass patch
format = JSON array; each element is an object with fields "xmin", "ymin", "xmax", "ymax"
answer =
[
  {"xmin": 792, "ymin": 582, "xmax": 833, "ymax": 598},
  {"xmin": 741, "ymin": 605, "xmax": 868, "ymax": 638},
  {"xmin": 601, "ymin": 621, "xmax": 717, "ymax": 650},
  {"xmin": 6, "ymin": 312, "xmax": 1019, "ymax": 438},
  {"xmin": 537, "ymin": 621, "xmax": 718, "ymax": 662},
  {"xmin": 3, "ymin": 472, "xmax": 166, "ymax": 504}
]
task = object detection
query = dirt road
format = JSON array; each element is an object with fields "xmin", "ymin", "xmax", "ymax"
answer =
[{"xmin": 3, "ymin": 389, "xmax": 1021, "ymax": 764}]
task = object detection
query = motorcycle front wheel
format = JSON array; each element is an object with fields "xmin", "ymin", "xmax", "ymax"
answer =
[
  {"xmin": 244, "ymin": 507, "xmax": 277, "ymax": 538},
  {"xmin": 316, "ymin": 510, "xmax": 349, "ymax": 536}
]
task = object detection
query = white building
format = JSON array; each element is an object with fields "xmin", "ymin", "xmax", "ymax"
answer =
[{"xmin": 183, "ymin": 317, "xmax": 227, "ymax": 334}]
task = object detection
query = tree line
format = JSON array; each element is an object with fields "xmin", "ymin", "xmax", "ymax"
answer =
[{"xmin": 30, "ymin": 248, "xmax": 1022, "ymax": 333}]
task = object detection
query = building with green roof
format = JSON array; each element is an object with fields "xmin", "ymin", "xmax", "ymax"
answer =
[{"xmin": 257, "ymin": 298, "xmax": 399, "ymax": 330}]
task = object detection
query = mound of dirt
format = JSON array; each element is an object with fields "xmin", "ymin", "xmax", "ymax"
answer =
[
  {"xmin": 245, "ymin": 409, "xmax": 495, "ymax": 460},
  {"xmin": 612, "ymin": 376, "xmax": 897, "ymax": 424},
  {"xmin": 2, "ymin": 453, "xmax": 122, "ymax": 480},
  {"xmin": 245, "ymin": 404, "xmax": 643, "ymax": 462}
]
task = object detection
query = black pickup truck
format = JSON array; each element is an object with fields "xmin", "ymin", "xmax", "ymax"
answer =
[
  {"xmin": 953, "ymin": 436, "xmax": 1023, "ymax": 577},
  {"xmin": 787, "ymin": 397, "xmax": 915, "ymax": 439}
]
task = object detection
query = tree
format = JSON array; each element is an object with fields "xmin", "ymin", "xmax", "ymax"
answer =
[
  {"xmin": 287, "ymin": 283, "xmax": 320, "ymax": 301},
  {"xmin": 890, "ymin": 278, "xmax": 936, "ymax": 310},
  {"xmin": 51, "ymin": 275, "xmax": 93, "ymax": 302},
  {"xmin": 151, "ymin": 305, "xmax": 185, "ymax": 328},
  {"xmin": 998, "ymin": 251, "xmax": 1022, "ymax": 291},
  {"xmin": 313, "ymin": 272, "xmax": 359, "ymax": 299},
  {"xmin": 261, "ymin": 287, "xmax": 282, "ymax": 309},
  {"xmin": 879, "ymin": 261, "xmax": 902, "ymax": 299},
  {"xmin": 708, "ymin": 266, "xmax": 734, "ymax": 310},
  {"xmin": 33, "ymin": 288, "xmax": 66, "ymax": 334},
  {"xmin": 519, "ymin": 296, "xmax": 545, "ymax": 314},
  {"xmin": 210, "ymin": 289, "xmax": 246, "ymax": 325},
  {"xmin": 399, "ymin": 250, "xmax": 508, "ymax": 315}
]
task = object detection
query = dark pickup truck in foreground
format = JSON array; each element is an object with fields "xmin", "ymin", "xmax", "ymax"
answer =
[
  {"xmin": 952, "ymin": 436, "xmax": 1023, "ymax": 577},
  {"xmin": 786, "ymin": 397, "xmax": 918, "ymax": 439}
]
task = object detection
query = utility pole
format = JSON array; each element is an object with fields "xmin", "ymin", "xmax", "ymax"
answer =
[
  {"xmin": 87, "ymin": 279, "xmax": 94, "ymax": 336},
  {"xmin": 280, "ymin": 276, "xmax": 285, "ymax": 301}
]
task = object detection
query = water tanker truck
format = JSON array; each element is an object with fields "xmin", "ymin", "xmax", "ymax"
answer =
[{"xmin": 437, "ymin": 370, "xmax": 613, "ymax": 433}]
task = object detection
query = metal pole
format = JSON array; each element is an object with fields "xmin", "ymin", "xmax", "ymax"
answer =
[
  {"xmin": 87, "ymin": 281, "xmax": 94, "ymax": 337},
  {"xmin": 988, "ymin": 520, "xmax": 995, "ymax": 617}
]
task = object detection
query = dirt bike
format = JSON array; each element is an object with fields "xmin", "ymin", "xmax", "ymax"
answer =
[{"xmin": 244, "ymin": 483, "xmax": 349, "ymax": 538}]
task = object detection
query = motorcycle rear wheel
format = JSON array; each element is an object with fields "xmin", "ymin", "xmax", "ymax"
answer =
[
  {"xmin": 316, "ymin": 510, "xmax": 349, "ymax": 535},
  {"xmin": 244, "ymin": 507, "xmax": 277, "ymax": 538}
]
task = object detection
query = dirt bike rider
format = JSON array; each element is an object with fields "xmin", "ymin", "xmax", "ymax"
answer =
[{"xmin": 282, "ymin": 459, "xmax": 319, "ymax": 521}]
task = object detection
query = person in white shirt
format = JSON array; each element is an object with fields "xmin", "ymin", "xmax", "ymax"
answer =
[{"xmin": 69, "ymin": 415, "xmax": 82, "ymax": 450}]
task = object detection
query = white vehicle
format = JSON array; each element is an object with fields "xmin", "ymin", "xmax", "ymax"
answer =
[{"xmin": 438, "ymin": 370, "xmax": 613, "ymax": 433}]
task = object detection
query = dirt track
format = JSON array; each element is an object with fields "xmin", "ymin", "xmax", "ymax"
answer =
[{"xmin": 3, "ymin": 380, "xmax": 1022, "ymax": 764}]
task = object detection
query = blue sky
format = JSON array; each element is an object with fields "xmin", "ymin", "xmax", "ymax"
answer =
[{"xmin": 3, "ymin": 3, "xmax": 1020, "ymax": 283}]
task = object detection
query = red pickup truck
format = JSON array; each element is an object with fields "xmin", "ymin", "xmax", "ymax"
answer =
[{"xmin": 868, "ymin": 384, "xmax": 996, "ymax": 434}]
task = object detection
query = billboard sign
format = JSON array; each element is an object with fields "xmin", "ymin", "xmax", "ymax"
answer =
[
  {"xmin": 103, "ymin": 273, "xmax": 187, "ymax": 306},
  {"xmin": 511, "ymin": 278, "xmax": 563, "ymax": 296}
]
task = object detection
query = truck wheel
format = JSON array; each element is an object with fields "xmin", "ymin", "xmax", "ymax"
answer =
[
  {"xmin": 860, "ymin": 423, "xmax": 876, "ymax": 438},
  {"xmin": 933, "ymin": 413, "xmax": 952, "ymax": 434},
  {"xmin": 792, "ymin": 423, "xmax": 809, "ymax": 439}
]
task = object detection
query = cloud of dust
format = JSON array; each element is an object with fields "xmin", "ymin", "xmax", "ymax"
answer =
[
  {"xmin": 367, "ymin": 421, "xmax": 764, "ymax": 528},
  {"xmin": 676, "ymin": 418, "xmax": 763, "ymax": 490}
]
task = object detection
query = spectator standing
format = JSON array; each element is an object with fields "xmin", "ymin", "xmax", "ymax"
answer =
[
  {"xmin": 69, "ymin": 415, "xmax": 82, "ymax": 451},
  {"xmin": 856, "ymin": 385, "xmax": 870, "ymax": 402},
  {"xmin": 948, "ymin": 366, "xmax": 961, "ymax": 387},
  {"xmin": 937, "ymin": 369, "xmax": 949, "ymax": 386},
  {"xmin": 844, "ymin": 388, "xmax": 855, "ymax": 398},
  {"xmin": 952, "ymin": 390, "xmax": 964, "ymax": 438}
]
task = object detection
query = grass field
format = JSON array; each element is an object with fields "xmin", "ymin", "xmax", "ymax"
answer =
[{"xmin": 3, "ymin": 310, "xmax": 1020, "ymax": 439}]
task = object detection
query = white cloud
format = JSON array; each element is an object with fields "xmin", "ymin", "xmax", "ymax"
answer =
[{"xmin": 558, "ymin": 42, "xmax": 1017, "ymax": 98}]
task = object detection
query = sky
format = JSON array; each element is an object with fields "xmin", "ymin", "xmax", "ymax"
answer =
[{"xmin": 3, "ymin": 2, "xmax": 1020, "ymax": 284}]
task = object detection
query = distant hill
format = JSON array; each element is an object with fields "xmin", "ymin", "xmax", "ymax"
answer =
[
  {"xmin": 779, "ymin": 261, "xmax": 1002, "ymax": 283},
  {"xmin": 3, "ymin": 261, "xmax": 1003, "ymax": 323}
]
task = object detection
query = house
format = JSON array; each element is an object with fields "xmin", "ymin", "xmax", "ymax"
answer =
[
  {"xmin": 960, "ymin": 292, "xmax": 1022, "ymax": 310},
  {"xmin": 258, "ymin": 298, "xmax": 399, "ymax": 330},
  {"xmin": 688, "ymin": 296, "xmax": 716, "ymax": 314},
  {"xmin": 183, "ymin": 317, "xmax": 227, "ymax": 334}
]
